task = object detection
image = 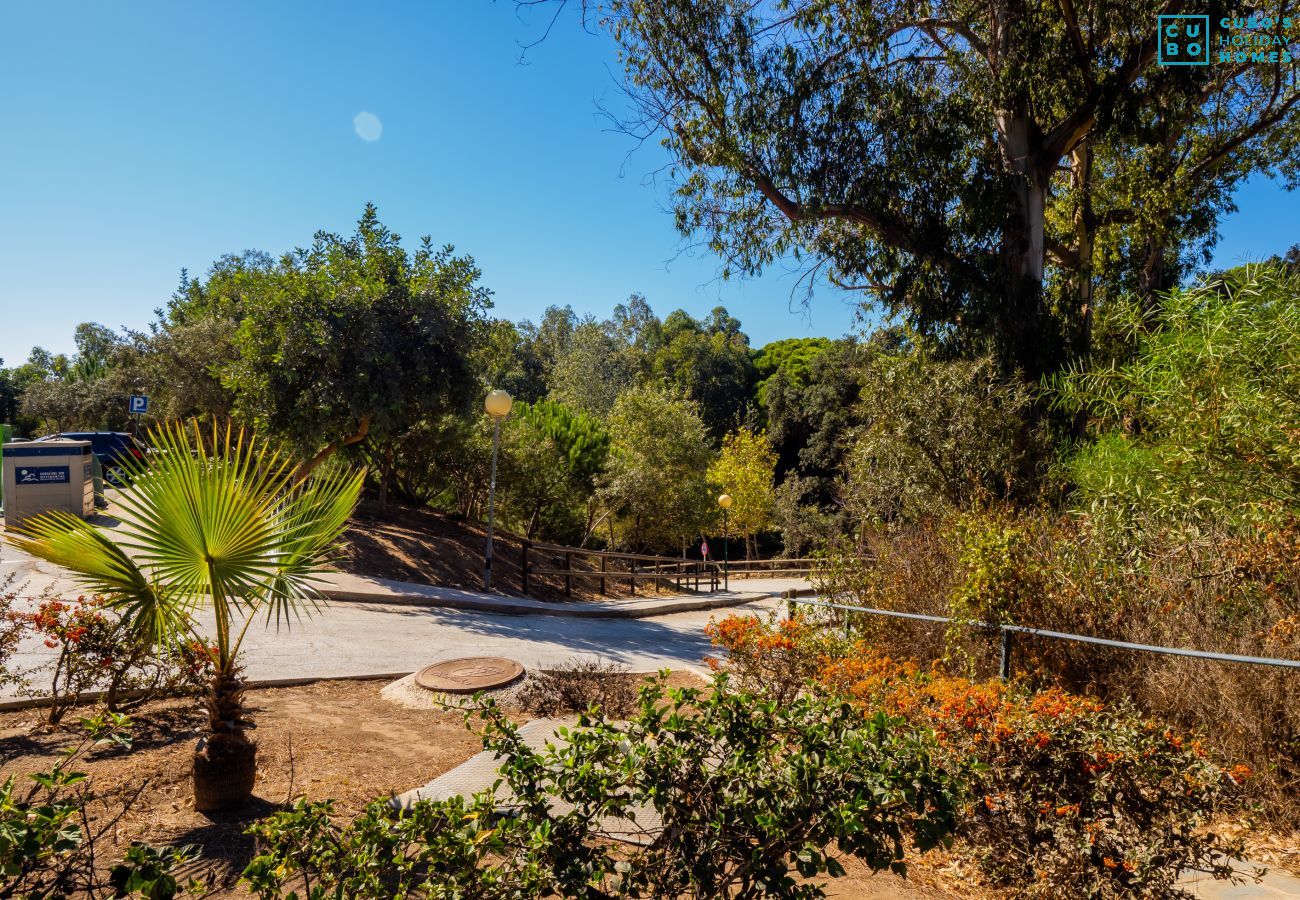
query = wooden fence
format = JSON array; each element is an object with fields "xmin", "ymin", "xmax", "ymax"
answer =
[
  {"xmin": 714, "ymin": 557, "xmax": 825, "ymax": 578},
  {"xmin": 521, "ymin": 541, "xmax": 719, "ymax": 598}
]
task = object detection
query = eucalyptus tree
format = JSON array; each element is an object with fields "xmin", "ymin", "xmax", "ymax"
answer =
[{"xmin": 536, "ymin": 0, "xmax": 1299, "ymax": 378}]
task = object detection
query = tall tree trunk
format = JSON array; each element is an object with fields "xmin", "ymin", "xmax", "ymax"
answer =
[
  {"xmin": 377, "ymin": 441, "xmax": 394, "ymax": 512},
  {"xmin": 1137, "ymin": 232, "xmax": 1173, "ymax": 318},
  {"xmin": 996, "ymin": 105, "xmax": 1056, "ymax": 381},
  {"xmin": 1071, "ymin": 141, "xmax": 1097, "ymax": 439}
]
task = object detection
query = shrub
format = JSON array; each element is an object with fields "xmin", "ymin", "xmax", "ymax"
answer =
[
  {"xmin": 0, "ymin": 712, "xmax": 200, "ymax": 899},
  {"xmin": 0, "ymin": 576, "xmax": 25, "ymax": 693},
  {"xmin": 21, "ymin": 592, "xmax": 216, "ymax": 723},
  {"xmin": 820, "ymin": 652, "xmax": 1246, "ymax": 896},
  {"xmin": 843, "ymin": 350, "xmax": 1045, "ymax": 526},
  {"xmin": 814, "ymin": 508, "xmax": 1300, "ymax": 823},
  {"xmin": 516, "ymin": 657, "xmax": 638, "ymax": 717},
  {"xmin": 710, "ymin": 617, "xmax": 1248, "ymax": 895},
  {"xmin": 244, "ymin": 674, "xmax": 960, "ymax": 898},
  {"xmin": 1055, "ymin": 263, "xmax": 1300, "ymax": 533},
  {"xmin": 705, "ymin": 612, "xmax": 841, "ymax": 704}
]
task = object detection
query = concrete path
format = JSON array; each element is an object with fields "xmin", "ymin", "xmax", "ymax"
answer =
[
  {"xmin": 1178, "ymin": 867, "xmax": 1300, "ymax": 898},
  {"xmin": 319, "ymin": 570, "xmax": 804, "ymax": 618},
  {"xmin": 392, "ymin": 717, "xmax": 662, "ymax": 845},
  {"xmin": 2, "ymin": 540, "xmax": 786, "ymax": 701}
]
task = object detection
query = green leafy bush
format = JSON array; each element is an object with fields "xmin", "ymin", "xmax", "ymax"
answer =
[
  {"xmin": 844, "ymin": 350, "xmax": 1044, "ymax": 526},
  {"xmin": 1056, "ymin": 263, "xmax": 1300, "ymax": 532},
  {"xmin": 0, "ymin": 712, "xmax": 199, "ymax": 899},
  {"xmin": 244, "ymin": 675, "xmax": 960, "ymax": 898}
]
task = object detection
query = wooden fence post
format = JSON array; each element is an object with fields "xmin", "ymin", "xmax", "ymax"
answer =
[
  {"xmin": 599, "ymin": 554, "xmax": 607, "ymax": 596},
  {"xmin": 521, "ymin": 540, "xmax": 531, "ymax": 596},
  {"xmin": 564, "ymin": 551, "xmax": 572, "ymax": 598},
  {"xmin": 629, "ymin": 558, "xmax": 636, "ymax": 596}
]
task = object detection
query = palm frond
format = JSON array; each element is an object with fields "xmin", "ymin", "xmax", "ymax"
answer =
[{"xmin": 3, "ymin": 511, "xmax": 194, "ymax": 648}]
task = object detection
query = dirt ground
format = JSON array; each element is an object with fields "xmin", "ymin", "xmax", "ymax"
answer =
[
  {"xmin": 1, "ymin": 679, "xmax": 490, "ymax": 894},
  {"xmin": 0, "ymin": 674, "xmax": 975, "ymax": 898}
]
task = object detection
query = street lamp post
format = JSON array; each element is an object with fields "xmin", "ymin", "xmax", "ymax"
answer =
[
  {"xmin": 483, "ymin": 389, "xmax": 513, "ymax": 592},
  {"xmin": 717, "ymin": 493, "xmax": 732, "ymax": 592}
]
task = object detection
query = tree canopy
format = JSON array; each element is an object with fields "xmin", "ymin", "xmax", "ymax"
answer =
[
  {"xmin": 588, "ymin": 0, "xmax": 1300, "ymax": 378},
  {"xmin": 197, "ymin": 205, "xmax": 490, "ymax": 474}
]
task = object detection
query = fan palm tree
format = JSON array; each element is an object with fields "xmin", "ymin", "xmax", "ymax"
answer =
[{"xmin": 4, "ymin": 421, "xmax": 363, "ymax": 810}]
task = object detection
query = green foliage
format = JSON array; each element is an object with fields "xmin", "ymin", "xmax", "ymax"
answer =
[
  {"xmin": 1, "ymin": 713, "xmax": 196, "ymax": 899},
  {"xmin": 844, "ymin": 350, "xmax": 1042, "ymax": 525},
  {"xmin": 109, "ymin": 843, "xmax": 201, "ymax": 900},
  {"xmin": 243, "ymin": 674, "xmax": 959, "ymax": 899},
  {"xmin": 763, "ymin": 338, "xmax": 865, "ymax": 551},
  {"xmin": 213, "ymin": 204, "xmax": 489, "ymax": 469},
  {"xmin": 649, "ymin": 307, "xmax": 756, "ymax": 440},
  {"xmin": 599, "ymin": 385, "xmax": 713, "ymax": 552},
  {"xmin": 124, "ymin": 314, "xmax": 239, "ymax": 423},
  {"xmin": 548, "ymin": 317, "xmax": 642, "ymax": 418},
  {"xmin": 708, "ymin": 427, "xmax": 778, "ymax": 555},
  {"xmin": 500, "ymin": 399, "xmax": 610, "ymax": 541},
  {"xmin": 472, "ymin": 318, "xmax": 547, "ymax": 404},
  {"xmin": 752, "ymin": 338, "xmax": 834, "ymax": 409},
  {"xmin": 1057, "ymin": 265, "xmax": 1300, "ymax": 531}
]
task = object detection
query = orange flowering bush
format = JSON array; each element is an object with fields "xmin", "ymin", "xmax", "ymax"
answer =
[
  {"xmin": 823, "ymin": 649, "xmax": 1245, "ymax": 894},
  {"xmin": 23, "ymin": 592, "xmax": 216, "ymax": 723},
  {"xmin": 705, "ymin": 612, "xmax": 842, "ymax": 704},
  {"xmin": 712, "ymin": 618, "xmax": 1248, "ymax": 896}
]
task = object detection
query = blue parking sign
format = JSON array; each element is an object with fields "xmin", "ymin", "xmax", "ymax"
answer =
[{"xmin": 129, "ymin": 395, "xmax": 149, "ymax": 415}]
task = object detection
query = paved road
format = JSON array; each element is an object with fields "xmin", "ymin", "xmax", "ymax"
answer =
[{"xmin": 2, "ymin": 541, "xmax": 793, "ymax": 699}]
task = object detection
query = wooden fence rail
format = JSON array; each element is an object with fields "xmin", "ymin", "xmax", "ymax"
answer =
[
  {"xmin": 521, "ymin": 541, "xmax": 719, "ymax": 598},
  {"xmin": 712, "ymin": 558, "xmax": 827, "ymax": 577}
]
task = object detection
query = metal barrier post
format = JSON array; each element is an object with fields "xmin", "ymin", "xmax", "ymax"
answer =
[{"xmin": 999, "ymin": 629, "xmax": 1013, "ymax": 680}]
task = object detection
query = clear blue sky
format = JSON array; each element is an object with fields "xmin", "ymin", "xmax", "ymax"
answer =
[{"xmin": 0, "ymin": 1, "xmax": 1295, "ymax": 367}]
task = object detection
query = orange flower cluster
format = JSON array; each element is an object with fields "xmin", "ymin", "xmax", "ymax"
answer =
[
  {"xmin": 27, "ymin": 595, "xmax": 109, "ymax": 649},
  {"xmin": 817, "ymin": 647, "xmax": 1105, "ymax": 755},
  {"xmin": 707, "ymin": 614, "xmax": 809, "ymax": 654}
]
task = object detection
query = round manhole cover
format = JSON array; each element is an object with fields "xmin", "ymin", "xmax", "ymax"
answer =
[{"xmin": 415, "ymin": 657, "xmax": 525, "ymax": 693}]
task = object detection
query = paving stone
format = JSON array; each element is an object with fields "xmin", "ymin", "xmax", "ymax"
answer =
[
  {"xmin": 391, "ymin": 718, "xmax": 663, "ymax": 845},
  {"xmin": 1179, "ymin": 863, "xmax": 1300, "ymax": 898}
]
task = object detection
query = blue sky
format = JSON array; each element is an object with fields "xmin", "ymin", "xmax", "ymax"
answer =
[{"xmin": 0, "ymin": 1, "xmax": 1295, "ymax": 367}]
